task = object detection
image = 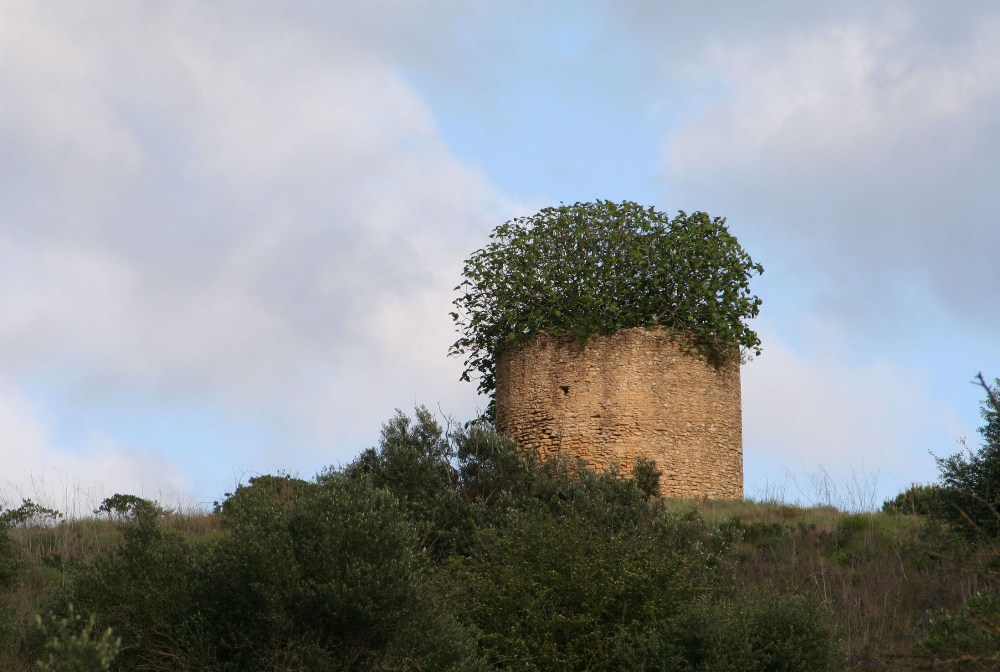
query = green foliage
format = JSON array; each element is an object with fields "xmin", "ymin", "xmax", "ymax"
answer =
[
  {"xmin": 454, "ymin": 420, "xmax": 538, "ymax": 505},
  {"xmin": 882, "ymin": 484, "xmax": 949, "ymax": 516},
  {"xmin": 450, "ymin": 200, "xmax": 763, "ymax": 411},
  {"xmin": 455, "ymin": 508, "xmax": 733, "ymax": 671},
  {"xmin": 0, "ymin": 520, "xmax": 20, "ymax": 659},
  {"xmin": 213, "ymin": 473, "xmax": 313, "ymax": 528},
  {"xmin": 912, "ymin": 593, "xmax": 1000, "ymax": 670},
  {"xmin": 31, "ymin": 410, "xmax": 851, "ymax": 671},
  {"xmin": 706, "ymin": 595, "xmax": 835, "ymax": 672},
  {"xmin": 63, "ymin": 463, "xmax": 477, "ymax": 670},
  {"xmin": 92, "ymin": 494, "xmax": 164, "ymax": 524},
  {"xmin": 930, "ymin": 378, "xmax": 1000, "ymax": 538},
  {"xmin": 202, "ymin": 473, "xmax": 476, "ymax": 670},
  {"xmin": 632, "ymin": 457, "xmax": 663, "ymax": 499},
  {"xmin": 0, "ymin": 522, "xmax": 18, "ymax": 594},
  {"xmin": 34, "ymin": 605, "xmax": 120, "ymax": 672},
  {"xmin": 65, "ymin": 517, "xmax": 206, "ymax": 670},
  {"xmin": 0, "ymin": 500, "xmax": 63, "ymax": 528},
  {"xmin": 340, "ymin": 408, "xmax": 466, "ymax": 556}
]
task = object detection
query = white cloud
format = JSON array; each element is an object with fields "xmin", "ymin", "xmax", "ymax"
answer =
[
  {"xmin": 0, "ymin": 379, "xmax": 190, "ymax": 514},
  {"xmin": 0, "ymin": 4, "xmax": 511, "ymax": 419},
  {"xmin": 0, "ymin": 3, "xmax": 519, "ymax": 499},
  {"xmin": 659, "ymin": 6, "xmax": 1000, "ymax": 330},
  {"xmin": 669, "ymin": 11, "xmax": 1000, "ymax": 181},
  {"xmin": 741, "ymin": 320, "xmax": 964, "ymax": 504}
]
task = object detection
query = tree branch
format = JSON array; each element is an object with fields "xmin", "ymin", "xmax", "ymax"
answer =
[{"xmin": 974, "ymin": 372, "xmax": 1000, "ymax": 413}]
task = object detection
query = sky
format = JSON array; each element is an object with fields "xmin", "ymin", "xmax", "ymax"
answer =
[{"xmin": 1, "ymin": 1, "xmax": 998, "ymax": 513}]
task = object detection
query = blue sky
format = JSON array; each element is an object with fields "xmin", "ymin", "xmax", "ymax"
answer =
[{"xmin": 1, "ymin": 1, "xmax": 997, "ymax": 512}]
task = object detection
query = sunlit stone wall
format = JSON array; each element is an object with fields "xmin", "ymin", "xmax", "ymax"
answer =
[{"xmin": 494, "ymin": 327, "xmax": 743, "ymax": 499}]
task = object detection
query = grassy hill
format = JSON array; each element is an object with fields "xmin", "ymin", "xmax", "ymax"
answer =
[{"xmin": 2, "ymin": 411, "xmax": 997, "ymax": 671}]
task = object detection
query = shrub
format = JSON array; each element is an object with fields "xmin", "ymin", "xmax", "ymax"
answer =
[
  {"xmin": 213, "ymin": 473, "xmax": 313, "ymax": 528},
  {"xmin": 455, "ymin": 506, "xmax": 735, "ymax": 671},
  {"xmin": 93, "ymin": 494, "xmax": 164, "ymax": 524},
  {"xmin": 450, "ymin": 200, "xmax": 763, "ymax": 416},
  {"xmin": 882, "ymin": 484, "xmax": 949, "ymax": 516},
  {"xmin": 930, "ymin": 377, "xmax": 1000, "ymax": 538},
  {"xmin": 34, "ymin": 605, "xmax": 121, "ymax": 672},
  {"xmin": 0, "ymin": 521, "xmax": 20, "ymax": 661},
  {"xmin": 0, "ymin": 522, "xmax": 17, "ymax": 594},
  {"xmin": 63, "ymin": 516, "xmax": 207, "ymax": 671},
  {"xmin": 708, "ymin": 594, "xmax": 836, "ymax": 672},
  {"xmin": 912, "ymin": 593, "xmax": 1000, "ymax": 670},
  {"xmin": 0, "ymin": 499, "xmax": 63, "ymax": 527},
  {"xmin": 341, "ymin": 407, "xmax": 467, "ymax": 556},
  {"xmin": 454, "ymin": 420, "xmax": 539, "ymax": 508},
  {"xmin": 62, "ymin": 470, "xmax": 479, "ymax": 670},
  {"xmin": 202, "ymin": 473, "xmax": 477, "ymax": 670}
]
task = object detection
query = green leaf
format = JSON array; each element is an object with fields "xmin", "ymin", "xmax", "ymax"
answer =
[{"xmin": 448, "ymin": 200, "xmax": 764, "ymax": 416}]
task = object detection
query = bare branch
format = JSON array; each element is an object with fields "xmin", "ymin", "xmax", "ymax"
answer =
[{"xmin": 974, "ymin": 372, "xmax": 1000, "ymax": 413}]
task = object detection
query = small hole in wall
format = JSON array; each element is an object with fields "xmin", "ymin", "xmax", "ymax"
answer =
[{"xmin": 560, "ymin": 385, "xmax": 570, "ymax": 395}]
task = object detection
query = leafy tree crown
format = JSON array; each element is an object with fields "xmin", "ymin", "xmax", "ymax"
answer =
[{"xmin": 450, "ymin": 200, "xmax": 763, "ymax": 406}]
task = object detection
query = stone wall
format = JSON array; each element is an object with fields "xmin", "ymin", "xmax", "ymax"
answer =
[{"xmin": 494, "ymin": 327, "xmax": 743, "ymax": 499}]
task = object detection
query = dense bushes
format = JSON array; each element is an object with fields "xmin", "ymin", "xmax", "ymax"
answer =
[
  {"xmin": 14, "ymin": 393, "xmax": 1000, "ymax": 669},
  {"xmin": 4, "ymin": 397, "xmax": 1000, "ymax": 668},
  {"xmin": 0, "ymin": 518, "xmax": 19, "ymax": 660},
  {"xmin": 64, "ymin": 466, "xmax": 475, "ymax": 670},
  {"xmin": 913, "ymin": 593, "xmax": 1000, "ymax": 671},
  {"xmin": 29, "ymin": 408, "xmax": 836, "ymax": 671}
]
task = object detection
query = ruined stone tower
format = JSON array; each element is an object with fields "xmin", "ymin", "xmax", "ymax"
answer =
[{"xmin": 494, "ymin": 327, "xmax": 743, "ymax": 499}]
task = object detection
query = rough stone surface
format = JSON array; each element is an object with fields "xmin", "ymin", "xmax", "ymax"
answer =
[{"xmin": 494, "ymin": 327, "xmax": 743, "ymax": 499}]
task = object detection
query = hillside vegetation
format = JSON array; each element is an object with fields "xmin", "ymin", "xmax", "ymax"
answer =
[{"xmin": 1, "ymin": 394, "xmax": 999, "ymax": 671}]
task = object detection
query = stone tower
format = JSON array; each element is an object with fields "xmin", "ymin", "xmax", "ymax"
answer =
[{"xmin": 494, "ymin": 327, "xmax": 743, "ymax": 499}]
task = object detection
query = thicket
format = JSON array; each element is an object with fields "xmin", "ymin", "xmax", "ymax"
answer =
[
  {"xmin": 0, "ymin": 409, "xmax": 837, "ymax": 672},
  {"xmin": 4, "ymin": 388, "xmax": 1000, "ymax": 670},
  {"xmin": 450, "ymin": 201, "xmax": 763, "ymax": 416}
]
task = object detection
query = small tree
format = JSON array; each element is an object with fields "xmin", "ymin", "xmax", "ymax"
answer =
[
  {"xmin": 0, "ymin": 499, "xmax": 63, "ymax": 527},
  {"xmin": 450, "ymin": 200, "xmax": 763, "ymax": 415},
  {"xmin": 93, "ymin": 494, "xmax": 164, "ymax": 524},
  {"xmin": 934, "ymin": 376, "xmax": 1000, "ymax": 537}
]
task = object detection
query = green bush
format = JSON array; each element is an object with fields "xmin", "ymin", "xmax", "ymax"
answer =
[
  {"xmin": 46, "ymin": 410, "xmax": 845, "ymax": 671},
  {"xmin": 202, "ymin": 472, "xmax": 477, "ymax": 670},
  {"xmin": 455, "ymin": 504, "xmax": 734, "ymax": 671},
  {"xmin": 708, "ymin": 595, "xmax": 835, "ymax": 672},
  {"xmin": 0, "ymin": 499, "xmax": 62, "ymax": 528},
  {"xmin": 882, "ymin": 484, "xmax": 949, "ymax": 516},
  {"xmin": 35, "ymin": 605, "xmax": 120, "ymax": 672},
  {"xmin": 912, "ymin": 593, "xmax": 1000, "ymax": 670},
  {"xmin": 0, "ymin": 521, "xmax": 20, "ymax": 661},
  {"xmin": 341, "ymin": 407, "xmax": 467, "ymax": 557},
  {"xmin": 63, "ymin": 516, "xmax": 208, "ymax": 670},
  {"xmin": 213, "ymin": 473, "xmax": 313, "ymax": 528},
  {"xmin": 450, "ymin": 200, "xmax": 763, "ymax": 415},
  {"xmin": 455, "ymin": 503, "xmax": 834, "ymax": 671},
  {"xmin": 0, "ymin": 522, "xmax": 18, "ymax": 593},
  {"xmin": 455, "ymin": 419, "xmax": 537, "ymax": 503},
  {"xmin": 63, "ymin": 458, "xmax": 478, "ymax": 670},
  {"xmin": 932, "ymin": 377, "xmax": 1000, "ymax": 538},
  {"xmin": 93, "ymin": 494, "xmax": 165, "ymax": 524},
  {"xmin": 619, "ymin": 594, "xmax": 836, "ymax": 672}
]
